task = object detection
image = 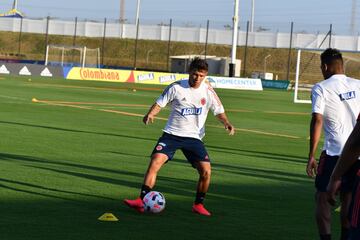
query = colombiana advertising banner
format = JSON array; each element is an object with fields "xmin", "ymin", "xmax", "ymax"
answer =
[{"xmin": 64, "ymin": 67, "xmax": 263, "ymax": 91}]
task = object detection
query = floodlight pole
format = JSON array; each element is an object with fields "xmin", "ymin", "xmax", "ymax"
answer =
[
  {"xmin": 250, "ymin": 0, "xmax": 255, "ymax": 32},
  {"xmin": 18, "ymin": 16, "xmax": 23, "ymax": 54},
  {"xmin": 229, "ymin": 0, "xmax": 239, "ymax": 77},
  {"xmin": 351, "ymin": 0, "xmax": 357, "ymax": 35},
  {"xmin": 12, "ymin": 0, "xmax": 18, "ymax": 10},
  {"xmin": 135, "ymin": 0, "xmax": 141, "ymax": 28},
  {"xmin": 120, "ymin": 0, "xmax": 125, "ymax": 23}
]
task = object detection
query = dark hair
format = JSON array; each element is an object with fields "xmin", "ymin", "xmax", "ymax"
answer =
[
  {"xmin": 189, "ymin": 57, "xmax": 208, "ymax": 72},
  {"xmin": 320, "ymin": 48, "xmax": 343, "ymax": 65}
]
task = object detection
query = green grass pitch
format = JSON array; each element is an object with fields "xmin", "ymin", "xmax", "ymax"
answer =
[{"xmin": 0, "ymin": 75, "xmax": 337, "ymax": 239}]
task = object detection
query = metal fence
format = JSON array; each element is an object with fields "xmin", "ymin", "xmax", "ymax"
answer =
[
  {"xmin": 0, "ymin": 16, "xmax": 358, "ymax": 80},
  {"xmin": 0, "ymin": 17, "xmax": 347, "ymax": 48}
]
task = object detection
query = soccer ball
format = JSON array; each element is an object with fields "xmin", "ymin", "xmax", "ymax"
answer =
[{"xmin": 143, "ymin": 191, "xmax": 166, "ymax": 213}]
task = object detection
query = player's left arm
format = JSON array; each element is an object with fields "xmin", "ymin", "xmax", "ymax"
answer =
[
  {"xmin": 206, "ymin": 84, "xmax": 235, "ymax": 135},
  {"xmin": 327, "ymin": 120, "xmax": 360, "ymax": 205},
  {"xmin": 216, "ymin": 113, "xmax": 235, "ymax": 135}
]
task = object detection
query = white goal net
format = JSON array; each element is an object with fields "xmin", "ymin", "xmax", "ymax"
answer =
[
  {"xmin": 45, "ymin": 44, "xmax": 101, "ymax": 68},
  {"xmin": 294, "ymin": 48, "xmax": 360, "ymax": 104}
]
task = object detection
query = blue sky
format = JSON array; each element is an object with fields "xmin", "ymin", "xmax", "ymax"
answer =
[{"xmin": 0, "ymin": 0, "xmax": 357, "ymax": 35}]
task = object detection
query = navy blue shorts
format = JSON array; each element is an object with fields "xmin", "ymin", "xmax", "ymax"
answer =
[
  {"xmin": 315, "ymin": 151, "xmax": 357, "ymax": 192},
  {"xmin": 151, "ymin": 132, "xmax": 210, "ymax": 168}
]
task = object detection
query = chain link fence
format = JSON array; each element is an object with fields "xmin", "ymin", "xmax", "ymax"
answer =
[{"xmin": 0, "ymin": 16, "xmax": 354, "ymax": 81}]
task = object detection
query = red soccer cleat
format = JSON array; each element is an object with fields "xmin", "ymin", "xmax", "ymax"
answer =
[
  {"xmin": 124, "ymin": 197, "xmax": 144, "ymax": 213},
  {"xmin": 192, "ymin": 203, "xmax": 211, "ymax": 216}
]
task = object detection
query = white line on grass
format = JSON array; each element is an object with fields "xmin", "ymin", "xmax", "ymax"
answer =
[
  {"xmin": 26, "ymin": 83, "xmax": 163, "ymax": 92},
  {"xmin": 0, "ymin": 95, "xmax": 27, "ymax": 101},
  {"xmin": 31, "ymin": 98, "xmax": 148, "ymax": 107},
  {"xmin": 32, "ymin": 98, "xmax": 301, "ymax": 139},
  {"xmin": 264, "ymin": 111, "xmax": 309, "ymax": 116}
]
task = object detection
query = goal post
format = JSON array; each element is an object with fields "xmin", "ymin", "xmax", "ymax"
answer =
[
  {"xmin": 82, "ymin": 47, "xmax": 101, "ymax": 68},
  {"xmin": 293, "ymin": 49, "xmax": 311, "ymax": 104},
  {"xmin": 294, "ymin": 49, "xmax": 313, "ymax": 104},
  {"xmin": 294, "ymin": 48, "xmax": 360, "ymax": 104},
  {"xmin": 293, "ymin": 26, "xmax": 333, "ymax": 104},
  {"xmin": 45, "ymin": 44, "xmax": 101, "ymax": 68}
]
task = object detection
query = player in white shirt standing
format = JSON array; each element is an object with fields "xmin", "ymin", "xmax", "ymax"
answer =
[
  {"xmin": 306, "ymin": 48, "xmax": 360, "ymax": 240},
  {"xmin": 124, "ymin": 58, "xmax": 235, "ymax": 216}
]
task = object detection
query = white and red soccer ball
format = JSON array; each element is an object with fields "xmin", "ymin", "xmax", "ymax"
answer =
[{"xmin": 143, "ymin": 191, "xmax": 166, "ymax": 213}]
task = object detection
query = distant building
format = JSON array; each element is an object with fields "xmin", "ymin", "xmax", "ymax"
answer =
[{"xmin": 170, "ymin": 55, "xmax": 241, "ymax": 77}]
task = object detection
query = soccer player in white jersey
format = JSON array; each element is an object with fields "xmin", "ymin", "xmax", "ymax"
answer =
[
  {"xmin": 328, "ymin": 114, "xmax": 360, "ymax": 240},
  {"xmin": 306, "ymin": 48, "xmax": 360, "ymax": 240},
  {"xmin": 124, "ymin": 58, "xmax": 235, "ymax": 216}
]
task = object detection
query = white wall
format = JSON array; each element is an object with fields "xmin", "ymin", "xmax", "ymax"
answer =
[{"xmin": 0, "ymin": 17, "xmax": 358, "ymax": 51}]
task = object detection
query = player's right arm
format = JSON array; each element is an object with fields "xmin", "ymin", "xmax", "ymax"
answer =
[
  {"xmin": 143, "ymin": 82, "xmax": 177, "ymax": 125},
  {"xmin": 143, "ymin": 103, "xmax": 162, "ymax": 125},
  {"xmin": 307, "ymin": 84, "xmax": 325, "ymax": 177},
  {"xmin": 307, "ymin": 113, "xmax": 323, "ymax": 177}
]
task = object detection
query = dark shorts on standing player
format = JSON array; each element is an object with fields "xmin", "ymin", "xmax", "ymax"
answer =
[
  {"xmin": 348, "ymin": 166, "xmax": 360, "ymax": 240},
  {"xmin": 151, "ymin": 132, "xmax": 210, "ymax": 168},
  {"xmin": 315, "ymin": 151, "xmax": 358, "ymax": 192}
]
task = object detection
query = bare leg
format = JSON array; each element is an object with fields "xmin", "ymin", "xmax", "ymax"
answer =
[
  {"xmin": 315, "ymin": 191, "xmax": 332, "ymax": 235},
  {"xmin": 191, "ymin": 161, "xmax": 212, "ymax": 216},
  {"xmin": 143, "ymin": 153, "xmax": 168, "ymax": 188},
  {"xmin": 195, "ymin": 161, "xmax": 212, "ymax": 195},
  {"xmin": 124, "ymin": 153, "xmax": 168, "ymax": 211}
]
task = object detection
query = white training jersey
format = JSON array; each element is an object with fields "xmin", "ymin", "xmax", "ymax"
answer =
[
  {"xmin": 312, "ymin": 74, "xmax": 360, "ymax": 156},
  {"xmin": 156, "ymin": 79, "xmax": 225, "ymax": 140}
]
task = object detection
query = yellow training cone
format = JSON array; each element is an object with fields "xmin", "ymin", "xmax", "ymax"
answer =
[
  {"xmin": 98, "ymin": 213, "xmax": 118, "ymax": 221},
  {"xmin": 335, "ymin": 206, "xmax": 341, "ymax": 212}
]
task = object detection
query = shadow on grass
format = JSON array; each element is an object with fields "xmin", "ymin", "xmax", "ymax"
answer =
[
  {"xmin": 0, "ymin": 182, "xmax": 79, "ymax": 202},
  {"xmin": 0, "ymin": 151, "xmax": 311, "ymax": 199},
  {"xmin": 0, "ymin": 152, "xmax": 197, "ymax": 199},
  {"xmin": 0, "ymin": 183, "xmax": 316, "ymax": 240},
  {"xmin": 0, "ymin": 120, "xmax": 157, "ymax": 142},
  {"xmin": 108, "ymin": 151, "xmax": 149, "ymax": 158},
  {"xmin": 0, "ymin": 152, "xmax": 194, "ymax": 187},
  {"xmin": 0, "ymin": 178, "xmax": 116, "ymax": 201},
  {"xmin": 110, "ymin": 151, "xmax": 310, "ymax": 184},
  {"xmin": 0, "ymin": 152, "xmax": 318, "ymax": 240},
  {"xmin": 206, "ymin": 144, "xmax": 306, "ymax": 164}
]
